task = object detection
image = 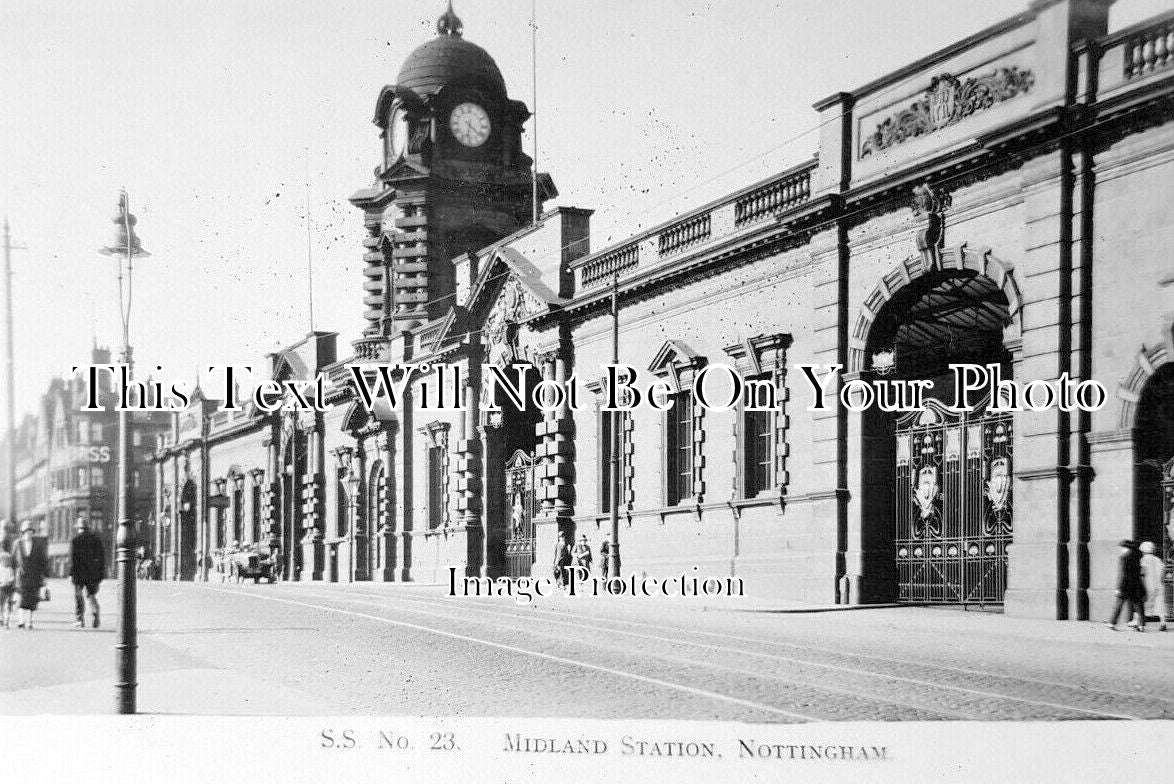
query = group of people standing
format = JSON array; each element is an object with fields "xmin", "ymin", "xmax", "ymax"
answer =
[
  {"xmin": 1106, "ymin": 539, "xmax": 1169, "ymax": 632},
  {"xmin": 552, "ymin": 531, "xmax": 611, "ymax": 587},
  {"xmin": 0, "ymin": 516, "xmax": 105, "ymax": 630}
]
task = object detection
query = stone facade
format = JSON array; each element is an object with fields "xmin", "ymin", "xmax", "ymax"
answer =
[
  {"xmin": 1, "ymin": 343, "xmax": 168, "ymax": 575},
  {"xmin": 151, "ymin": 0, "xmax": 1174, "ymax": 620}
]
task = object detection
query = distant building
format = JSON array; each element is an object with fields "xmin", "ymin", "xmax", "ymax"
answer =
[
  {"xmin": 153, "ymin": 0, "xmax": 1174, "ymax": 621},
  {"xmin": 1, "ymin": 344, "xmax": 169, "ymax": 575}
]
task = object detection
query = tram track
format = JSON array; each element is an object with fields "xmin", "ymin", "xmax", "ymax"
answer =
[
  {"xmin": 427, "ymin": 591, "xmax": 1174, "ymax": 714},
  {"xmin": 205, "ymin": 585, "xmax": 822, "ymax": 722},
  {"xmin": 207, "ymin": 582, "xmax": 1155, "ymax": 721},
  {"xmin": 295, "ymin": 585, "xmax": 1148, "ymax": 720}
]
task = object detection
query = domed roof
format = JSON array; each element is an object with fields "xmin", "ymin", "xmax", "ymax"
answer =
[{"xmin": 395, "ymin": 3, "xmax": 506, "ymax": 98}]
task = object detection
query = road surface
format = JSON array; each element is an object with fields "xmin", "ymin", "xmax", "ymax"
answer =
[{"xmin": 2, "ymin": 578, "xmax": 1172, "ymax": 720}]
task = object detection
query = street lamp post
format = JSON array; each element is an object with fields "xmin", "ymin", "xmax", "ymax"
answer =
[
  {"xmin": 608, "ymin": 271, "xmax": 621, "ymax": 580},
  {"xmin": 99, "ymin": 190, "xmax": 150, "ymax": 715},
  {"xmin": 3, "ymin": 219, "xmax": 27, "ymax": 537}
]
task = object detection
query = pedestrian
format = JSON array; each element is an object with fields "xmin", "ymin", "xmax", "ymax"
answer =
[
  {"xmin": 599, "ymin": 533, "xmax": 611, "ymax": 578},
  {"xmin": 68, "ymin": 516, "xmax": 106, "ymax": 629},
  {"xmin": 0, "ymin": 519, "xmax": 14, "ymax": 557},
  {"xmin": 572, "ymin": 533, "xmax": 593, "ymax": 581},
  {"xmin": 1138, "ymin": 541, "xmax": 1168, "ymax": 632},
  {"xmin": 0, "ymin": 550, "xmax": 15, "ymax": 628},
  {"xmin": 1105, "ymin": 539, "xmax": 1146, "ymax": 631},
  {"xmin": 552, "ymin": 531, "xmax": 572, "ymax": 588},
  {"xmin": 10, "ymin": 520, "xmax": 49, "ymax": 630},
  {"xmin": 269, "ymin": 538, "xmax": 283, "ymax": 582}
]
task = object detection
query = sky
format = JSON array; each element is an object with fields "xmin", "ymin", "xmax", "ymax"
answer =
[{"xmin": 1, "ymin": 0, "xmax": 1169, "ymax": 418}]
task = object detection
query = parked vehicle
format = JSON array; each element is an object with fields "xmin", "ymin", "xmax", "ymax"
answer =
[{"xmin": 226, "ymin": 545, "xmax": 276, "ymax": 584}]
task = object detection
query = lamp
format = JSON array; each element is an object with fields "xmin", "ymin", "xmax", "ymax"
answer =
[
  {"xmin": 332, "ymin": 446, "xmax": 354, "ymax": 474},
  {"xmin": 99, "ymin": 189, "xmax": 150, "ymax": 715}
]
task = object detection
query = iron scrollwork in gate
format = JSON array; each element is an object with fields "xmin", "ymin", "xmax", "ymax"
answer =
[
  {"xmin": 504, "ymin": 449, "xmax": 538, "ymax": 578},
  {"xmin": 895, "ymin": 397, "xmax": 1013, "ymax": 604},
  {"xmin": 1161, "ymin": 457, "xmax": 1174, "ymax": 620}
]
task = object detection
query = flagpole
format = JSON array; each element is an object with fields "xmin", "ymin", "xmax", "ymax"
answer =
[
  {"xmin": 530, "ymin": 0, "xmax": 539, "ymax": 225},
  {"xmin": 304, "ymin": 148, "xmax": 315, "ymax": 333}
]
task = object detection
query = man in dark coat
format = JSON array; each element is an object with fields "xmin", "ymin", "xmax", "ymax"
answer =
[
  {"xmin": 552, "ymin": 532, "xmax": 572, "ymax": 588},
  {"xmin": 1105, "ymin": 539, "xmax": 1146, "ymax": 631},
  {"xmin": 69, "ymin": 516, "xmax": 106, "ymax": 629}
]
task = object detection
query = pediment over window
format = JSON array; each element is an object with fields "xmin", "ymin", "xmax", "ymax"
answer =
[
  {"xmin": 723, "ymin": 333, "xmax": 793, "ymax": 377},
  {"xmin": 648, "ymin": 340, "xmax": 707, "ymax": 391}
]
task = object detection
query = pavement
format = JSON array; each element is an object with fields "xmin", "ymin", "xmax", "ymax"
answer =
[
  {"xmin": 1, "ymin": 577, "xmax": 1172, "ymax": 719},
  {"xmin": 0, "ymin": 579, "xmax": 349, "ymax": 715}
]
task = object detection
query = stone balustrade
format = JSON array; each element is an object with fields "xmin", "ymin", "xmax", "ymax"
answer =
[
  {"xmin": 1096, "ymin": 11, "xmax": 1174, "ymax": 98},
  {"xmin": 657, "ymin": 213, "xmax": 712, "ymax": 257},
  {"xmin": 1125, "ymin": 17, "xmax": 1174, "ymax": 79},
  {"xmin": 733, "ymin": 167, "xmax": 812, "ymax": 227},
  {"xmin": 572, "ymin": 158, "xmax": 817, "ymax": 292}
]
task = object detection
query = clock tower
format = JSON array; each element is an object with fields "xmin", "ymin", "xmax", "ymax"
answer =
[{"xmin": 351, "ymin": 1, "xmax": 554, "ymax": 343}]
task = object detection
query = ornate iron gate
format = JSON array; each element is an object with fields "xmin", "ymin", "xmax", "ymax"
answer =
[
  {"xmin": 504, "ymin": 449, "xmax": 538, "ymax": 578},
  {"xmin": 895, "ymin": 398, "xmax": 1013, "ymax": 604},
  {"xmin": 1161, "ymin": 457, "xmax": 1174, "ymax": 620}
]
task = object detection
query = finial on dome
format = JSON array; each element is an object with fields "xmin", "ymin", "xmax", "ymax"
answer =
[{"xmin": 437, "ymin": 1, "xmax": 463, "ymax": 37}]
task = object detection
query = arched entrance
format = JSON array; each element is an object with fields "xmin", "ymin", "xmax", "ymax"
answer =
[
  {"xmin": 860, "ymin": 262, "xmax": 1017, "ymax": 604},
  {"xmin": 179, "ymin": 480, "xmax": 197, "ymax": 580},
  {"xmin": 1134, "ymin": 364, "xmax": 1174, "ymax": 617},
  {"xmin": 488, "ymin": 365, "xmax": 542, "ymax": 578}
]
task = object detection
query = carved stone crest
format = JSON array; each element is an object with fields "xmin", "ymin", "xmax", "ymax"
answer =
[
  {"xmin": 481, "ymin": 277, "xmax": 540, "ymax": 366},
  {"xmin": 860, "ymin": 66, "xmax": 1035, "ymax": 157}
]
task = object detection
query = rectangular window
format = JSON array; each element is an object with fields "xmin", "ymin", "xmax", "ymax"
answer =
[
  {"xmin": 743, "ymin": 408, "xmax": 774, "ymax": 497},
  {"xmin": 599, "ymin": 409, "xmax": 631, "ymax": 513},
  {"xmin": 92, "ymin": 423, "xmax": 103, "ymax": 442},
  {"xmin": 91, "ymin": 467, "xmax": 104, "ymax": 487},
  {"xmin": 78, "ymin": 468, "xmax": 88, "ymax": 488},
  {"xmin": 252, "ymin": 484, "xmax": 263, "ymax": 543},
  {"xmin": 666, "ymin": 392, "xmax": 693, "ymax": 506},
  {"xmin": 132, "ymin": 431, "xmax": 142, "ymax": 447},
  {"xmin": 78, "ymin": 420, "xmax": 90, "ymax": 443},
  {"xmin": 427, "ymin": 444, "xmax": 445, "ymax": 529}
]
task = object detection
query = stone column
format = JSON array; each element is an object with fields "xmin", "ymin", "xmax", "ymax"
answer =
[
  {"xmin": 478, "ymin": 422, "xmax": 502, "ymax": 577},
  {"xmin": 353, "ymin": 443, "xmax": 369, "ymax": 581},
  {"xmin": 397, "ymin": 384, "xmax": 414, "ymax": 583},
  {"xmin": 536, "ymin": 354, "xmax": 557, "ymax": 519},
  {"xmin": 810, "ymin": 225, "xmax": 853, "ymax": 606},
  {"xmin": 456, "ymin": 372, "xmax": 483, "ymax": 576},
  {"xmin": 1003, "ymin": 150, "xmax": 1073, "ymax": 620},
  {"xmin": 550, "ymin": 353, "xmax": 576, "ymax": 521},
  {"xmin": 376, "ymin": 431, "xmax": 397, "ymax": 581},
  {"xmin": 1086, "ymin": 430, "xmax": 1135, "ymax": 620},
  {"xmin": 301, "ymin": 424, "xmax": 325, "ymax": 581},
  {"xmin": 262, "ymin": 433, "xmax": 281, "ymax": 565}
]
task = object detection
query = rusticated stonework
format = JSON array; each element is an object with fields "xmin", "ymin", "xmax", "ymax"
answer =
[{"xmin": 860, "ymin": 67, "xmax": 1035, "ymax": 158}]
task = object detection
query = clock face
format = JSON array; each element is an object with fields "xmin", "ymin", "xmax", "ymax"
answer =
[
  {"xmin": 449, "ymin": 102, "xmax": 491, "ymax": 148},
  {"xmin": 388, "ymin": 106, "xmax": 409, "ymax": 159}
]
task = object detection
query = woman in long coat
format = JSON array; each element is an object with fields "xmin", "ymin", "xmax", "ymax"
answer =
[{"xmin": 11, "ymin": 520, "xmax": 49, "ymax": 629}]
